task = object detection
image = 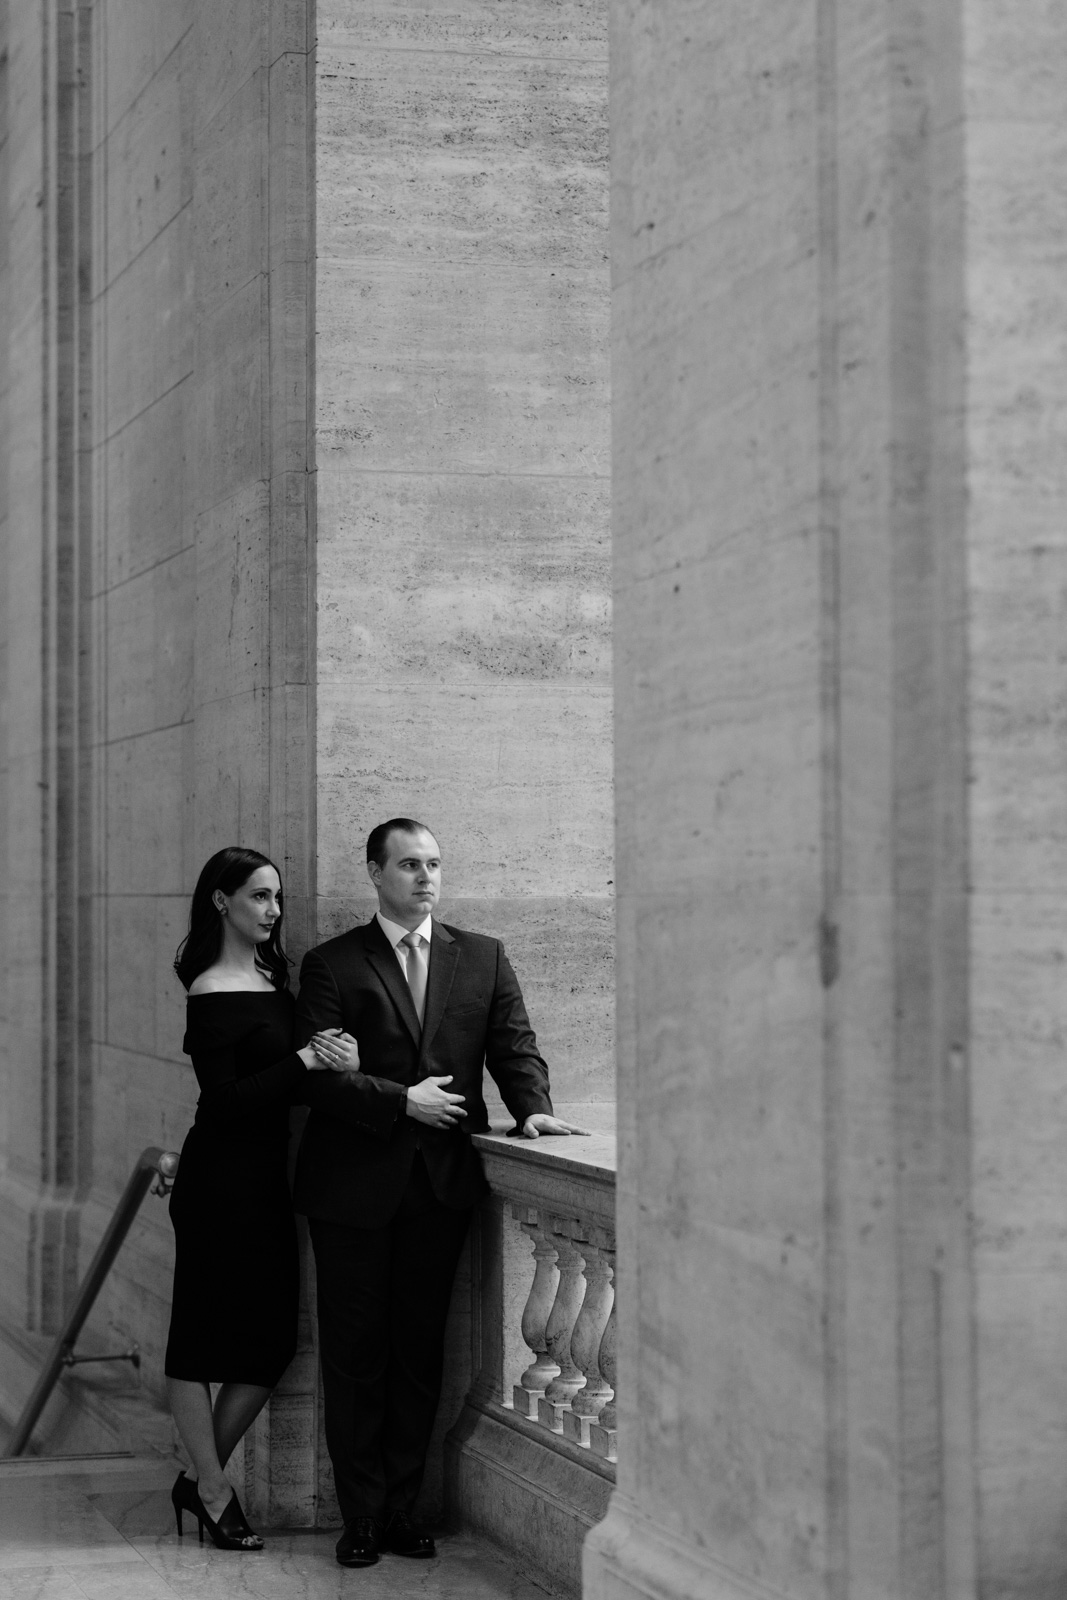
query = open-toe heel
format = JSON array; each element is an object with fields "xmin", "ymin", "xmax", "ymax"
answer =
[
  {"xmin": 207, "ymin": 1490, "xmax": 263, "ymax": 1550},
  {"xmin": 171, "ymin": 1471, "xmax": 263, "ymax": 1551}
]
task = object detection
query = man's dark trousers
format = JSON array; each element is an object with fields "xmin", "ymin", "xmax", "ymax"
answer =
[{"xmin": 309, "ymin": 1154, "xmax": 471, "ymax": 1520}]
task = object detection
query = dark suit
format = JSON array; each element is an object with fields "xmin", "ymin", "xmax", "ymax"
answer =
[{"xmin": 293, "ymin": 915, "xmax": 552, "ymax": 1520}]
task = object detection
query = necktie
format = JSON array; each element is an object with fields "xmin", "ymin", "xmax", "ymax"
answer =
[{"xmin": 400, "ymin": 932, "xmax": 427, "ymax": 1027}]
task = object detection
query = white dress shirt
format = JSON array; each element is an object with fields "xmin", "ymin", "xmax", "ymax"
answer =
[{"xmin": 375, "ymin": 910, "xmax": 433, "ymax": 971}]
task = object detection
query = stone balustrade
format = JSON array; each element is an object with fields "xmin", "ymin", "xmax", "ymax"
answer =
[
  {"xmin": 511, "ymin": 1208, "xmax": 617, "ymax": 1462},
  {"xmin": 447, "ymin": 1127, "xmax": 616, "ymax": 1597}
]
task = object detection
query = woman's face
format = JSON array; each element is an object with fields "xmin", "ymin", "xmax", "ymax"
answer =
[{"xmin": 215, "ymin": 865, "xmax": 282, "ymax": 947}]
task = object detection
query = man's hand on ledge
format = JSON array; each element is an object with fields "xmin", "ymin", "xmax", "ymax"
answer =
[{"xmin": 521, "ymin": 1114, "xmax": 591, "ymax": 1139}]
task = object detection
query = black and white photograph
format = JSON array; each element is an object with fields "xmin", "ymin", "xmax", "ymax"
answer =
[{"xmin": 0, "ymin": 1, "xmax": 1062, "ymax": 1597}]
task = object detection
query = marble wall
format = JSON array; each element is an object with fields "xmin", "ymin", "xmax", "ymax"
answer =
[
  {"xmin": 0, "ymin": 0, "xmax": 609, "ymax": 1532},
  {"xmin": 0, "ymin": 0, "xmax": 45, "ymax": 1336},
  {"xmin": 313, "ymin": 0, "xmax": 613, "ymax": 1122},
  {"xmin": 588, "ymin": 1, "xmax": 1067, "ymax": 1598},
  {"xmin": 3, "ymin": 0, "xmax": 1067, "ymax": 1592},
  {"xmin": 0, "ymin": 0, "xmax": 317, "ymax": 1503},
  {"xmin": 966, "ymin": 0, "xmax": 1067, "ymax": 1592},
  {"xmin": 91, "ymin": 0, "xmax": 196, "ymax": 1401}
]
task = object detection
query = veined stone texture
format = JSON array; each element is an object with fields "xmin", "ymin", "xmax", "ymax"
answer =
[
  {"xmin": 588, "ymin": 3, "xmax": 1067, "ymax": 1600},
  {"xmin": 0, "ymin": 0, "xmax": 317, "ymax": 1510},
  {"xmin": 314, "ymin": 0, "xmax": 613, "ymax": 1118},
  {"xmin": 0, "ymin": 0, "xmax": 609, "ymax": 1532},
  {"xmin": 965, "ymin": 0, "xmax": 1067, "ymax": 1592}
]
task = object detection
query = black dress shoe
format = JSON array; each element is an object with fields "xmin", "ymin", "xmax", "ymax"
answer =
[
  {"xmin": 381, "ymin": 1509, "xmax": 435, "ymax": 1558},
  {"xmin": 336, "ymin": 1516, "xmax": 380, "ymax": 1567}
]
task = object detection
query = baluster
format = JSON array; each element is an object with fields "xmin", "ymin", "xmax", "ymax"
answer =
[
  {"xmin": 511, "ymin": 1207, "xmax": 560, "ymax": 1418},
  {"xmin": 589, "ymin": 1239, "xmax": 617, "ymax": 1461},
  {"xmin": 562, "ymin": 1232, "xmax": 614, "ymax": 1446},
  {"xmin": 537, "ymin": 1227, "xmax": 587, "ymax": 1432}
]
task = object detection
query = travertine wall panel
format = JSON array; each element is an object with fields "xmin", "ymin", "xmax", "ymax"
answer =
[
  {"xmin": 966, "ymin": 0, "xmax": 1067, "ymax": 1588},
  {"xmin": 0, "ymin": 0, "xmax": 47, "ymax": 1221},
  {"xmin": 106, "ymin": 899, "xmax": 165, "ymax": 1057},
  {"xmin": 317, "ymin": 689, "xmax": 612, "ymax": 895},
  {"xmin": 192, "ymin": 73, "xmax": 267, "ymax": 315},
  {"xmin": 317, "ymin": 474, "xmax": 609, "ymax": 685},
  {"xmin": 319, "ymin": 262, "xmax": 606, "ymax": 474},
  {"xmin": 103, "ymin": 213, "xmax": 193, "ymax": 435},
  {"xmin": 191, "ymin": 0, "xmax": 273, "ymax": 130},
  {"xmin": 316, "ymin": 0, "xmax": 612, "ymax": 1114},
  {"xmin": 192, "ymin": 323, "xmax": 268, "ymax": 520},
  {"xmin": 0, "ymin": 0, "xmax": 315, "ymax": 1489},
  {"xmin": 104, "ymin": 63, "xmax": 191, "ymax": 283},
  {"xmin": 317, "ymin": 48, "xmax": 606, "ymax": 265},
  {"xmin": 105, "ymin": 727, "xmax": 191, "ymax": 897},
  {"xmin": 193, "ymin": 485, "xmax": 272, "ymax": 700},
  {"xmin": 101, "ymin": 0, "xmax": 189, "ymax": 133},
  {"xmin": 104, "ymin": 385, "xmax": 189, "ymax": 585},
  {"xmin": 0, "ymin": 0, "xmax": 8, "ymax": 1202},
  {"xmin": 320, "ymin": 2, "xmax": 606, "ymax": 59},
  {"xmin": 588, "ymin": 1, "xmax": 975, "ymax": 1598},
  {"xmin": 106, "ymin": 553, "xmax": 194, "ymax": 740}
]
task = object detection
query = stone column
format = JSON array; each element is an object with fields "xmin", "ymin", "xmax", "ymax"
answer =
[
  {"xmin": 188, "ymin": 0, "xmax": 317, "ymax": 1525},
  {"xmin": 0, "ymin": 0, "xmax": 97, "ymax": 1365},
  {"xmin": 963, "ymin": 3, "xmax": 1067, "ymax": 1591},
  {"xmin": 587, "ymin": 1, "xmax": 1067, "ymax": 1597}
]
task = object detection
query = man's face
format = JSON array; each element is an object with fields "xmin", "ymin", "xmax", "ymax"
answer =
[{"xmin": 369, "ymin": 828, "xmax": 442, "ymax": 928}]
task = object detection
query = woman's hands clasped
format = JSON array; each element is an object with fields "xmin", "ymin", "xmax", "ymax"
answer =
[{"xmin": 299, "ymin": 1028, "xmax": 360, "ymax": 1072}]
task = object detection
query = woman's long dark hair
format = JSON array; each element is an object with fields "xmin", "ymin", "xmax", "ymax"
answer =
[{"xmin": 174, "ymin": 847, "xmax": 292, "ymax": 992}]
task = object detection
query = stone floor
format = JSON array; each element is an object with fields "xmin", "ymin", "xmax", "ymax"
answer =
[{"xmin": 0, "ymin": 1455, "xmax": 554, "ymax": 1600}]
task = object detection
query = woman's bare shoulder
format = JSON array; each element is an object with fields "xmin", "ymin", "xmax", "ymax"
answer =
[
  {"xmin": 188, "ymin": 968, "xmax": 274, "ymax": 996},
  {"xmin": 188, "ymin": 969, "xmax": 227, "ymax": 995}
]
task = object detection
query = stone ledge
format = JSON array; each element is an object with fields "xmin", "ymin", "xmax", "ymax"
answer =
[{"xmin": 472, "ymin": 1130, "xmax": 616, "ymax": 1227}]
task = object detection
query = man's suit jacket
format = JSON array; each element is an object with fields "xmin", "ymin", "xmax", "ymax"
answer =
[{"xmin": 292, "ymin": 917, "xmax": 553, "ymax": 1227}]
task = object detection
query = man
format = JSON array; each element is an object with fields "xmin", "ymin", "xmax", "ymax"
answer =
[{"xmin": 293, "ymin": 818, "xmax": 582, "ymax": 1568}]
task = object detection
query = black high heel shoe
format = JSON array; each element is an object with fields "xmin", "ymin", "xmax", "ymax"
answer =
[{"xmin": 171, "ymin": 1469, "xmax": 264, "ymax": 1550}]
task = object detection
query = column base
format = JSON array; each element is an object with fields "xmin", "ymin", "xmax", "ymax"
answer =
[
  {"xmin": 584, "ymin": 1494, "xmax": 790, "ymax": 1600},
  {"xmin": 448, "ymin": 1399, "xmax": 613, "ymax": 1597}
]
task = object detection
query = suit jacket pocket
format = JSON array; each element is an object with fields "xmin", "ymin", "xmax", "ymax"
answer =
[{"xmin": 447, "ymin": 1000, "xmax": 484, "ymax": 1018}]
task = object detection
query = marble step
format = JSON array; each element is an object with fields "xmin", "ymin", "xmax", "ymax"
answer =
[{"xmin": 0, "ymin": 1453, "xmax": 555, "ymax": 1599}]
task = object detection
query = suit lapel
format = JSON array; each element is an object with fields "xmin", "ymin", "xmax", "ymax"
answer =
[
  {"xmin": 419, "ymin": 922, "xmax": 458, "ymax": 1058},
  {"xmin": 363, "ymin": 919, "xmax": 422, "ymax": 1047}
]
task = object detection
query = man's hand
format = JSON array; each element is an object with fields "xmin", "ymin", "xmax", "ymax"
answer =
[
  {"xmin": 521, "ymin": 1114, "xmax": 590, "ymax": 1139},
  {"xmin": 405, "ymin": 1075, "xmax": 467, "ymax": 1129}
]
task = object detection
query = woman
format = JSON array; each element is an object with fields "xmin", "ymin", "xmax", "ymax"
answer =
[{"xmin": 165, "ymin": 847, "xmax": 356, "ymax": 1551}]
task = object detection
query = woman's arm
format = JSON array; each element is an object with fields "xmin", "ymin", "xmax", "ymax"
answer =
[
  {"xmin": 191, "ymin": 1039, "xmax": 311, "ymax": 1129},
  {"xmin": 293, "ymin": 948, "xmax": 401, "ymax": 1136},
  {"xmin": 300, "ymin": 1063, "xmax": 406, "ymax": 1139}
]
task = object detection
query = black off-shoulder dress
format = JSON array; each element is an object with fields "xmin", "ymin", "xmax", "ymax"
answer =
[{"xmin": 164, "ymin": 990, "xmax": 308, "ymax": 1386}]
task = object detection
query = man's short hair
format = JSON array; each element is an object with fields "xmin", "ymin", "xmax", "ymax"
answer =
[{"xmin": 366, "ymin": 818, "xmax": 433, "ymax": 869}]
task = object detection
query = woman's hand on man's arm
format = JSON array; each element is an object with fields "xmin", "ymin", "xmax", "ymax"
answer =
[{"xmin": 301, "ymin": 1029, "xmax": 360, "ymax": 1072}]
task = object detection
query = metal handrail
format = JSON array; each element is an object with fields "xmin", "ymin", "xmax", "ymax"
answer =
[{"xmin": 4, "ymin": 1145, "xmax": 180, "ymax": 1457}]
